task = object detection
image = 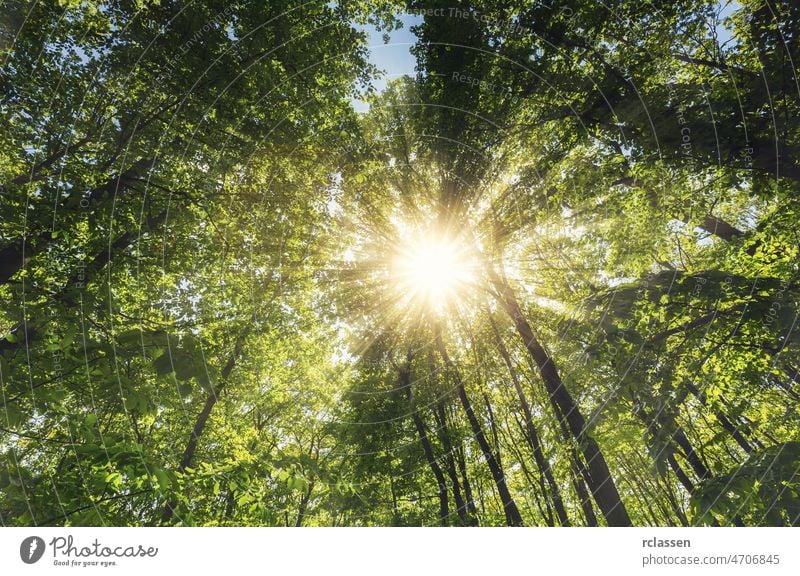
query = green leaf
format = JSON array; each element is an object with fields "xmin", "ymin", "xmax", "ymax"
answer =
[
  {"xmin": 154, "ymin": 468, "xmax": 171, "ymax": 491},
  {"xmin": 152, "ymin": 353, "xmax": 174, "ymax": 376}
]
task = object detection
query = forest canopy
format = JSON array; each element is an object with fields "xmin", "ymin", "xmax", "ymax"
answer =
[{"xmin": 1, "ymin": 0, "xmax": 799, "ymax": 527}]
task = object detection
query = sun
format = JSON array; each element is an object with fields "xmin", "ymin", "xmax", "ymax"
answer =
[{"xmin": 391, "ymin": 229, "xmax": 479, "ymax": 313}]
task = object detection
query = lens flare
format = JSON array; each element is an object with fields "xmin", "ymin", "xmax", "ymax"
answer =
[{"xmin": 391, "ymin": 230, "xmax": 479, "ymax": 313}]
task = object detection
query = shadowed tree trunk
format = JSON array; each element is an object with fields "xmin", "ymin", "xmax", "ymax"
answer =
[
  {"xmin": 668, "ymin": 454, "xmax": 695, "ymax": 493},
  {"xmin": 433, "ymin": 401, "xmax": 473, "ymax": 525},
  {"xmin": 489, "ymin": 269, "xmax": 631, "ymax": 526},
  {"xmin": 570, "ymin": 451, "xmax": 599, "ymax": 526},
  {"xmin": 454, "ymin": 438, "xmax": 479, "ymax": 520},
  {"xmin": 434, "ymin": 326, "xmax": 524, "ymax": 526},
  {"xmin": 295, "ymin": 480, "xmax": 316, "ymax": 527},
  {"xmin": 489, "ymin": 314, "xmax": 571, "ymax": 526},
  {"xmin": 398, "ymin": 358, "xmax": 450, "ymax": 525},
  {"xmin": 161, "ymin": 334, "xmax": 246, "ymax": 524},
  {"xmin": 0, "ymin": 158, "xmax": 160, "ymax": 286}
]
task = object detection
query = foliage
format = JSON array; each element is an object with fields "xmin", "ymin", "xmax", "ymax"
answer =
[{"xmin": 1, "ymin": 0, "xmax": 798, "ymax": 527}]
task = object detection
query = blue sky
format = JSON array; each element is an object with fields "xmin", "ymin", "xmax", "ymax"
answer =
[
  {"xmin": 353, "ymin": 13, "xmax": 421, "ymax": 112},
  {"xmin": 351, "ymin": 2, "xmax": 740, "ymax": 112}
]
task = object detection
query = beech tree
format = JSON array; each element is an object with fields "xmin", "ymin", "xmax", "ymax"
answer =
[{"xmin": 1, "ymin": 0, "xmax": 798, "ymax": 527}]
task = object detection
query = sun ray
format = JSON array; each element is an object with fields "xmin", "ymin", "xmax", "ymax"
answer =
[{"xmin": 390, "ymin": 227, "xmax": 480, "ymax": 315}]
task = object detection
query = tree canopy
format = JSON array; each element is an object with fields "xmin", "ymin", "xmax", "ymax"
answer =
[{"xmin": 1, "ymin": 0, "xmax": 799, "ymax": 527}]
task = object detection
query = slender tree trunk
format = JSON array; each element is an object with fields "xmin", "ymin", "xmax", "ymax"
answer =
[
  {"xmin": 434, "ymin": 327, "xmax": 524, "ymax": 526},
  {"xmin": 389, "ymin": 475, "xmax": 398, "ymax": 519},
  {"xmin": 630, "ymin": 450, "xmax": 684, "ymax": 526},
  {"xmin": 570, "ymin": 453, "xmax": 598, "ymax": 526},
  {"xmin": 434, "ymin": 402, "xmax": 473, "ymax": 525},
  {"xmin": 453, "ymin": 432, "xmax": 479, "ymax": 520},
  {"xmin": 295, "ymin": 480, "xmax": 315, "ymax": 527},
  {"xmin": 160, "ymin": 335, "xmax": 246, "ymax": 524},
  {"xmin": 672, "ymin": 428, "xmax": 712, "ymax": 481},
  {"xmin": 638, "ymin": 408, "xmax": 709, "ymax": 488},
  {"xmin": 503, "ymin": 422, "xmax": 554, "ymax": 525},
  {"xmin": 489, "ymin": 315, "xmax": 570, "ymax": 526},
  {"xmin": 667, "ymin": 453, "xmax": 695, "ymax": 493},
  {"xmin": 684, "ymin": 382, "xmax": 756, "ymax": 454},
  {"xmin": 399, "ymin": 361, "xmax": 450, "ymax": 525},
  {"xmin": 489, "ymin": 270, "xmax": 631, "ymax": 526},
  {"xmin": 667, "ymin": 429, "xmax": 744, "ymax": 525},
  {"xmin": 482, "ymin": 392, "xmax": 501, "ymax": 455},
  {"xmin": 657, "ymin": 458, "xmax": 691, "ymax": 526},
  {"xmin": 224, "ymin": 484, "xmax": 236, "ymax": 521}
]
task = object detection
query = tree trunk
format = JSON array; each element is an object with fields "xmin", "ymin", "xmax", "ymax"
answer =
[
  {"xmin": 684, "ymin": 382, "xmax": 756, "ymax": 454},
  {"xmin": 489, "ymin": 270, "xmax": 631, "ymax": 526},
  {"xmin": 434, "ymin": 402, "xmax": 473, "ymax": 525},
  {"xmin": 0, "ymin": 158, "xmax": 159, "ymax": 286},
  {"xmin": 434, "ymin": 327, "xmax": 524, "ymax": 526},
  {"xmin": 399, "ymin": 361, "xmax": 450, "ymax": 525},
  {"xmin": 667, "ymin": 453, "xmax": 695, "ymax": 493},
  {"xmin": 672, "ymin": 428, "xmax": 712, "ymax": 481},
  {"xmin": 295, "ymin": 480, "xmax": 315, "ymax": 527},
  {"xmin": 570, "ymin": 452, "xmax": 598, "ymax": 526},
  {"xmin": 489, "ymin": 314, "xmax": 570, "ymax": 526},
  {"xmin": 453, "ymin": 427, "xmax": 479, "ymax": 520},
  {"xmin": 160, "ymin": 334, "xmax": 246, "ymax": 524}
]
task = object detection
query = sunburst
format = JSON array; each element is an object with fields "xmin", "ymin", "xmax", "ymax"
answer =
[{"xmin": 390, "ymin": 227, "xmax": 481, "ymax": 315}]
